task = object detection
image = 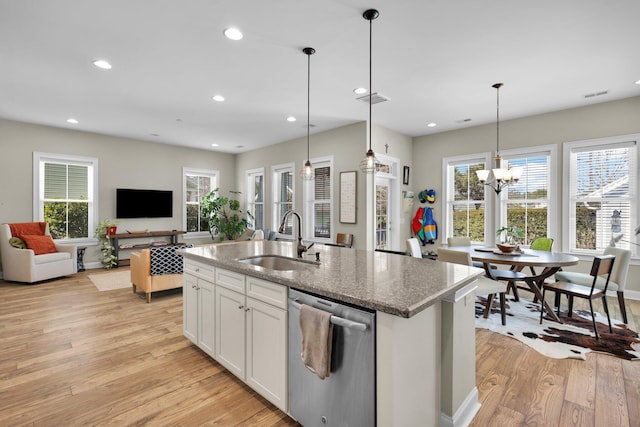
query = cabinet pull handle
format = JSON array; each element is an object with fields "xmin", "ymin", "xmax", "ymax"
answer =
[
  {"xmin": 245, "ymin": 308, "xmax": 250, "ymax": 312},
  {"xmin": 238, "ymin": 305, "xmax": 244, "ymax": 310}
]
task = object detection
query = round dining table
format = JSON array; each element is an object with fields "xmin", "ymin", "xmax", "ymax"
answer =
[{"xmin": 450, "ymin": 246, "xmax": 580, "ymax": 323}]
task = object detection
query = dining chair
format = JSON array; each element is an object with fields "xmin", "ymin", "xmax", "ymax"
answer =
[
  {"xmin": 506, "ymin": 236, "xmax": 554, "ymax": 298},
  {"xmin": 541, "ymin": 255, "xmax": 615, "ymax": 339},
  {"xmin": 446, "ymin": 236, "xmax": 491, "ymax": 270},
  {"xmin": 336, "ymin": 233, "xmax": 354, "ymax": 248},
  {"xmin": 554, "ymin": 246, "xmax": 631, "ymax": 323},
  {"xmin": 406, "ymin": 238, "xmax": 422, "ymax": 259},
  {"xmin": 447, "ymin": 236, "xmax": 471, "ymax": 247},
  {"xmin": 438, "ymin": 247, "xmax": 508, "ymax": 325}
]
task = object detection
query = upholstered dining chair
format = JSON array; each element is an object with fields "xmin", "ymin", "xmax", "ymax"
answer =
[
  {"xmin": 554, "ymin": 246, "xmax": 631, "ymax": 323},
  {"xmin": 446, "ymin": 236, "xmax": 491, "ymax": 270},
  {"xmin": 438, "ymin": 247, "xmax": 508, "ymax": 325},
  {"xmin": 447, "ymin": 236, "xmax": 471, "ymax": 247},
  {"xmin": 406, "ymin": 238, "xmax": 422, "ymax": 259},
  {"xmin": 504, "ymin": 236, "xmax": 555, "ymax": 299},
  {"xmin": 541, "ymin": 255, "xmax": 615, "ymax": 339}
]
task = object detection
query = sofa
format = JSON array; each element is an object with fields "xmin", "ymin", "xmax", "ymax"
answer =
[
  {"xmin": 130, "ymin": 244, "xmax": 191, "ymax": 303},
  {"xmin": 0, "ymin": 222, "xmax": 77, "ymax": 283}
]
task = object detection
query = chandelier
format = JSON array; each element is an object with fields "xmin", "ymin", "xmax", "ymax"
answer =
[{"xmin": 476, "ymin": 83, "xmax": 522, "ymax": 194}]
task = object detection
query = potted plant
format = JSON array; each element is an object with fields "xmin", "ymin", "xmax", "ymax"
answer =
[
  {"xmin": 201, "ymin": 189, "xmax": 253, "ymax": 241},
  {"xmin": 495, "ymin": 225, "xmax": 524, "ymax": 252},
  {"xmin": 95, "ymin": 219, "xmax": 119, "ymax": 269}
]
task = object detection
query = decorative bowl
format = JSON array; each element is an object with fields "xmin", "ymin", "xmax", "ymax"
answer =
[{"xmin": 496, "ymin": 243, "xmax": 517, "ymax": 253}]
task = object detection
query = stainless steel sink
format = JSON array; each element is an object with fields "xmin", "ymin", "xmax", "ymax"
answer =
[{"xmin": 237, "ymin": 254, "xmax": 318, "ymax": 271}]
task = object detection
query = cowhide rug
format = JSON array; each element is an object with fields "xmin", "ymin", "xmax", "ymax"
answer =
[{"xmin": 475, "ymin": 297, "xmax": 640, "ymax": 361}]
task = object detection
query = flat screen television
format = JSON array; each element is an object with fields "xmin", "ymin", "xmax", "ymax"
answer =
[{"xmin": 116, "ymin": 188, "xmax": 173, "ymax": 219}]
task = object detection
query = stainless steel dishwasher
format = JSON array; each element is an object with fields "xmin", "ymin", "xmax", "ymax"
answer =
[{"xmin": 288, "ymin": 288, "xmax": 376, "ymax": 426}]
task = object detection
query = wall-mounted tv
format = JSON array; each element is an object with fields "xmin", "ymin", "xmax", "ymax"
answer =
[{"xmin": 116, "ymin": 188, "xmax": 173, "ymax": 219}]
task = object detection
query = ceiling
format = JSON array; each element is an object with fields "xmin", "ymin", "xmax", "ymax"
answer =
[{"xmin": 1, "ymin": 0, "xmax": 639, "ymax": 154}]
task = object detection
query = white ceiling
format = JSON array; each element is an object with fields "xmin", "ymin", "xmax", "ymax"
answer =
[{"xmin": 1, "ymin": 0, "xmax": 639, "ymax": 154}]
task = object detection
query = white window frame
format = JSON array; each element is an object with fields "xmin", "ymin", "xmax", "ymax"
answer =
[
  {"xmin": 563, "ymin": 133, "xmax": 639, "ymax": 258},
  {"xmin": 272, "ymin": 162, "xmax": 295, "ymax": 237},
  {"xmin": 33, "ymin": 152, "xmax": 98, "ymax": 243},
  {"xmin": 442, "ymin": 152, "xmax": 492, "ymax": 245},
  {"xmin": 183, "ymin": 167, "xmax": 219, "ymax": 238},
  {"xmin": 303, "ymin": 156, "xmax": 333, "ymax": 243},
  {"xmin": 246, "ymin": 167, "xmax": 265, "ymax": 231},
  {"xmin": 498, "ymin": 144, "xmax": 557, "ymax": 246}
]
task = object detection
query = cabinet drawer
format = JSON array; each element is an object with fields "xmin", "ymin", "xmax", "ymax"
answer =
[
  {"xmin": 216, "ymin": 268, "xmax": 246, "ymax": 293},
  {"xmin": 247, "ymin": 277, "xmax": 288, "ymax": 309},
  {"xmin": 184, "ymin": 259, "xmax": 215, "ymax": 279}
]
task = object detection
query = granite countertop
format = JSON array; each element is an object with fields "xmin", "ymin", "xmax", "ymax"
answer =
[{"xmin": 179, "ymin": 240, "xmax": 483, "ymax": 318}]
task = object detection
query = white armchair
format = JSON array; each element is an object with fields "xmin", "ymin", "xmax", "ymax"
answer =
[{"xmin": 0, "ymin": 223, "xmax": 77, "ymax": 283}]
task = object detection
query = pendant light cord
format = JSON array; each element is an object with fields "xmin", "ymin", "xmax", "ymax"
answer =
[
  {"xmin": 307, "ymin": 52, "xmax": 311, "ymax": 161},
  {"xmin": 368, "ymin": 15, "xmax": 373, "ymax": 151},
  {"xmin": 496, "ymin": 84, "xmax": 500, "ymax": 155},
  {"xmin": 493, "ymin": 82, "xmax": 503, "ymax": 157}
]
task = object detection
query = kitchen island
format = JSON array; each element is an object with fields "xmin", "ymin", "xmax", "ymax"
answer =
[{"xmin": 180, "ymin": 240, "xmax": 484, "ymax": 427}]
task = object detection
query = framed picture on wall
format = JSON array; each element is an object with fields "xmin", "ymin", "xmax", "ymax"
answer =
[
  {"xmin": 403, "ymin": 166, "xmax": 410, "ymax": 185},
  {"xmin": 340, "ymin": 171, "xmax": 357, "ymax": 223}
]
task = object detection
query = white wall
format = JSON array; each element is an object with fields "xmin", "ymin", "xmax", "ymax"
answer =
[
  {"xmin": 235, "ymin": 121, "xmax": 414, "ymax": 250},
  {"xmin": 0, "ymin": 118, "xmax": 236, "ymax": 268},
  {"xmin": 411, "ymin": 96, "xmax": 640, "ymax": 293}
]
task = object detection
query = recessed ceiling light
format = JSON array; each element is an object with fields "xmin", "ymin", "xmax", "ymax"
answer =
[
  {"xmin": 212, "ymin": 94, "xmax": 225, "ymax": 102},
  {"xmin": 287, "ymin": 116, "xmax": 297, "ymax": 122},
  {"xmin": 92, "ymin": 59, "xmax": 112, "ymax": 70},
  {"xmin": 427, "ymin": 122, "xmax": 437, "ymax": 128},
  {"xmin": 635, "ymin": 79, "xmax": 640, "ymax": 85},
  {"xmin": 211, "ymin": 143, "xmax": 219, "ymax": 147},
  {"xmin": 66, "ymin": 118, "xmax": 78, "ymax": 124},
  {"xmin": 354, "ymin": 87, "xmax": 367, "ymax": 95},
  {"xmin": 224, "ymin": 28, "xmax": 243, "ymax": 41}
]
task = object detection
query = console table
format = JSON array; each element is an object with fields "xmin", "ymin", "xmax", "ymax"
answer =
[{"xmin": 109, "ymin": 230, "xmax": 186, "ymax": 266}]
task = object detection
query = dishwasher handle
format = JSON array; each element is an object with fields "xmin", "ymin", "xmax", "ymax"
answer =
[{"xmin": 289, "ymin": 298, "xmax": 368, "ymax": 331}]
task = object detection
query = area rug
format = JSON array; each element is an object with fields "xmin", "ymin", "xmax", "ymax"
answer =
[
  {"xmin": 88, "ymin": 270, "xmax": 132, "ymax": 292},
  {"xmin": 475, "ymin": 297, "xmax": 640, "ymax": 361}
]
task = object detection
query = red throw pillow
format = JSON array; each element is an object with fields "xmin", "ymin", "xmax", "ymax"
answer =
[
  {"xmin": 22, "ymin": 234, "xmax": 57, "ymax": 255},
  {"xmin": 9, "ymin": 222, "xmax": 47, "ymax": 239}
]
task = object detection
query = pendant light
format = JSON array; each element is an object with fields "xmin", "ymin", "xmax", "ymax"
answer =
[
  {"xmin": 476, "ymin": 83, "xmax": 522, "ymax": 194},
  {"xmin": 300, "ymin": 47, "xmax": 316, "ymax": 180},
  {"xmin": 359, "ymin": 9, "xmax": 381, "ymax": 174}
]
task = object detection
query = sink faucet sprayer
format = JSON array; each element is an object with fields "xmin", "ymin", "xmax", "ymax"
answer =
[{"xmin": 278, "ymin": 210, "xmax": 312, "ymax": 258}]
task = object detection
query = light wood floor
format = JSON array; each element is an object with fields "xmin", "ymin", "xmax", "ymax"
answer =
[{"xmin": 1, "ymin": 270, "xmax": 639, "ymax": 426}]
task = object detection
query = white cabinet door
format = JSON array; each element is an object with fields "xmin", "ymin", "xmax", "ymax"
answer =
[
  {"xmin": 198, "ymin": 279, "xmax": 216, "ymax": 358},
  {"xmin": 183, "ymin": 273, "xmax": 199, "ymax": 344},
  {"xmin": 246, "ymin": 297, "xmax": 288, "ymax": 411},
  {"xmin": 215, "ymin": 286, "xmax": 246, "ymax": 379}
]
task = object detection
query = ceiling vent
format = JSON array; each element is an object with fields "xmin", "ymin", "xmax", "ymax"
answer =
[
  {"xmin": 583, "ymin": 90, "xmax": 609, "ymax": 99},
  {"xmin": 356, "ymin": 92, "xmax": 390, "ymax": 104}
]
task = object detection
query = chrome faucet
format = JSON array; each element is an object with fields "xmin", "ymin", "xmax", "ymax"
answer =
[{"xmin": 279, "ymin": 210, "xmax": 309, "ymax": 258}]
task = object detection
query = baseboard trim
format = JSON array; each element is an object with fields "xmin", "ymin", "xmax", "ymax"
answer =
[
  {"xmin": 441, "ymin": 387, "xmax": 481, "ymax": 427},
  {"xmin": 607, "ymin": 289, "xmax": 640, "ymax": 301}
]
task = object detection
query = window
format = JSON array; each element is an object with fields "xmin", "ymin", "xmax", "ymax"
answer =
[
  {"xmin": 33, "ymin": 152, "xmax": 97, "ymax": 241},
  {"xmin": 499, "ymin": 145, "xmax": 556, "ymax": 246},
  {"xmin": 272, "ymin": 163, "xmax": 294, "ymax": 236},
  {"xmin": 246, "ymin": 168, "xmax": 265, "ymax": 231},
  {"xmin": 564, "ymin": 134, "xmax": 638, "ymax": 256},
  {"xmin": 303, "ymin": 157, "xmax": 333, "ymax": 241},
  {"xmin": 443, "ymin": 154, "xmax": 490, "ymax": 244},
  {"xmin": 183, "ymin": 168, "xmax": 218, "ymax": 235}
]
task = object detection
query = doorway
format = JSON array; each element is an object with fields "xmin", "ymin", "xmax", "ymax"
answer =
[{"xmin": 374, "ymin": 154, "xmax": 400, "ymax": 251}]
